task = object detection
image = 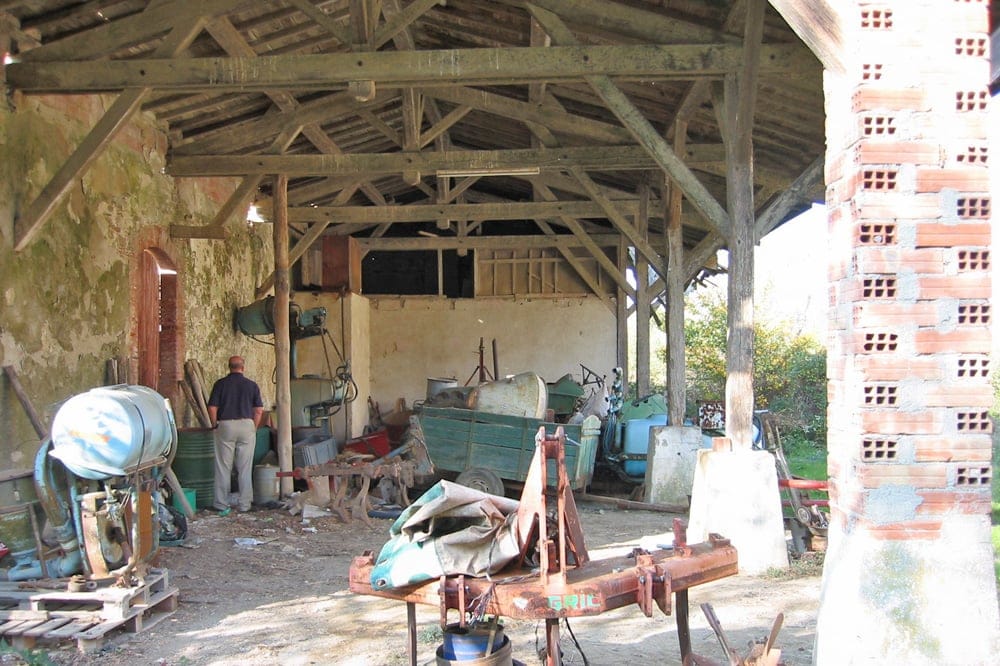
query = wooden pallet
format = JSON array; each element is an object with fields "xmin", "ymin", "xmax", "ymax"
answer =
[{"xmin": 0, "ymin": 568, "xmax": 178, "ymax": 652}]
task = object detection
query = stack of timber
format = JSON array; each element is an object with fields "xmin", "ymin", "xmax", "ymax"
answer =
[
  {"xmin": 178, "ymin": 359, "xmax": 212, "ymax": 427},
  {"xmin": 0, "ymin": 569, "xmax": 178, "ymax": 653}
]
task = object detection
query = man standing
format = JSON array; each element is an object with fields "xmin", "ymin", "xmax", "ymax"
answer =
[{"xmin": 208, "ymin": 355, "xmax": 264, "ymax": 514}]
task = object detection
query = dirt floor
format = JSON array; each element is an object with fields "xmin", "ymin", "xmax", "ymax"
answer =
[{"xmin": 23, "ymin": 501, "xmax": 823, "ymax": 666}]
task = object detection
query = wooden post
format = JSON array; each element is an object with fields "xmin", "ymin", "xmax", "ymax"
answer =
[
  {"xmin": 635, "ymin": 183, "xmax": 650, "ymax": 398},
  {"xmin": 664, "ymin": 122, "xmax": 688, "ymax": 426},
  {"xmin": 615, "ymin": 239, "xmax": 629, "ymax": 388},
  {"xmin": 722, "ymin": 0, "xmax": 765, "ymax": 449},
  {"xmin": 273, "ymin": 174, "xmax": 294, "ymax": 496}
]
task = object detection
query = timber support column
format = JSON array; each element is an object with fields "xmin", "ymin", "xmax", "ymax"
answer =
[{"xmin": 815, "ymin": 1, "xmax": 999, "ymax": 662}]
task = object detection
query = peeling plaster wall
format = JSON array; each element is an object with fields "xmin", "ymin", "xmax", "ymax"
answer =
[
  {"xmin": 367, "ymin": 296, "xmax": 616, "ymax": 410},
  {"xmin": 0, "ymin": 94, "xmax": 275, "ymax": 467}
]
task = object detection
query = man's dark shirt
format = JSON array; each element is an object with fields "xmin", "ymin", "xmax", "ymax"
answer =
[{"xmin": 208, "ymin": 373, "xmax": 264, "ymax": 421}]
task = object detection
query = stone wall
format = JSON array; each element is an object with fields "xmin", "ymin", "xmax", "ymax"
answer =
[{"xmin": 0, "ymin": 93, "xmax": 275, "ymax": 467}]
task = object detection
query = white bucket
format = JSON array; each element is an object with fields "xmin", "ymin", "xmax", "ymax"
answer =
[{"xmin": 253, "ymin": 465, "xmax": 280, "ymax": 504}]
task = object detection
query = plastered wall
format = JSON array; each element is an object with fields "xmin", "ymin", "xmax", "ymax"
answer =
[
  {"xmin": 0, "ymin": 93, "xmax": 275, "ymax": 467},
  {"xmin": 367, "ymin": 296, "xmax": 617, "ymax": 412}
]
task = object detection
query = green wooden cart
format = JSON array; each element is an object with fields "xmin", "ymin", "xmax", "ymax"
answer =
[{"xmin": 416, "ymin": 406, "xmax": 601, "ymax": 496}]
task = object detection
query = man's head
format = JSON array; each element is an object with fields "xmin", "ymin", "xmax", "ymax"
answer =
[{"xmin": 228, "ymin": 356, "xmax": 246, "ymax": 373}]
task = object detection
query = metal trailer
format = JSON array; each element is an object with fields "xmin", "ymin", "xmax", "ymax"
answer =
[{"xmin": 414, "ymin": 406, "xmax": 601, "ymax": 496}]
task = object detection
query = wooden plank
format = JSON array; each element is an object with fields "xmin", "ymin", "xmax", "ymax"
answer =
[
  {"xmin": 21, "ymin": 616, "xmax": 75, "ymax": 638},
  {"xmin": 6, "ymin": 43, "xmax": 817, "ymax": 93},
  {"xmin": 41, "ymin": 617, "xmax": 99, "ymax": 639}
]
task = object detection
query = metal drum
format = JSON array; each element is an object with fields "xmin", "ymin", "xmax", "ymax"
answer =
[
  {"xmin": 173, "ymin": 427, "xmax": 216, "ymax": 509},
  {"xmin": 49, "ymin": 385, "xmax": 176, "ymax": 480}
]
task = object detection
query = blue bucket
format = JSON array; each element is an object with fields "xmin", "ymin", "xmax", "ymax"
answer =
[{"xmin": 441, "ymin": 623, "xmax": 505, "ymax": 660}]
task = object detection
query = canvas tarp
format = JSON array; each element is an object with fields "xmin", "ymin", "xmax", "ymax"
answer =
[{"xmin": 370, "ymin": 480, "xmax": 521, "ymax": 590}]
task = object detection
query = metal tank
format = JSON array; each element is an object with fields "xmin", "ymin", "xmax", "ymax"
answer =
[{"xmin": 49, "ymin": 384, "xmax": 176, "ymax": 480}]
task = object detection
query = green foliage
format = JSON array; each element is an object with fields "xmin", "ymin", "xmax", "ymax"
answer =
[
  {"xmin": 0, "ymin": 640, "xmax": 56, "ymax": 666},
  {"xmin": 674, "ymin": 289, "xmax": 828, "ymax": 448}
]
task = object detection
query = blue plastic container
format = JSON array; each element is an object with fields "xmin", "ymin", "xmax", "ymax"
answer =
[
  {"xmin": 622, "ymin": 414, "xmax": 668, "ymax": 478},
  {"xmin": 441, "ymin": 623, "xmax": 505, "ymax": 660}
]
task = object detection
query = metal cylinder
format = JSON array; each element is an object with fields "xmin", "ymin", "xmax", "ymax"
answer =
[{"xmin": 50, "ymin": 385, "xmax": 176, "ymax": 480}]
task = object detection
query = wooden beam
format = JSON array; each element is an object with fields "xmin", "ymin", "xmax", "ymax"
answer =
[
  {"xmin": 14, "ymin": 13, "xmax": 209, "ymax": 252},
  {"xmin": 664, "ymin": 121, "xmax": 687, "ymax": 425},
  {"xmin": 635, "ymin": 183, "xmax": 651, "ymax": 397},
  {"xmin": 521, "ymin": 0, "xmax": 736, "ymax": 45},
  {"xmin": 767, "ymin": 0, "xmax": 844, "ymax": 74},
  {"xmin": 6, "ymin": 43, "xmax": 817, "ymax": 92},
  {"xmin": 754, "ymin": 155, "xmax": 823, "ymax": 239},
  {"xmin": 171, "ymin": 91, "xmax": 370, "ymax": 156},
  {"xmin": 355, "ymin": 233, "xmax": 623, "ymax": 251},
  {"xmin": 17, "ymin": 0, "xmax": 252, "ymax": 62},
  {"xmin": 167, "ymin": 145, "xmax": 662, "ymax": 177},
  {"xmin": 531, "ymin": 179, "xmax": 636, "ymax": 298},
  {"xmin": 287, "ymin": 199, "xmax": 643, "ymax": 224},
  {"xmin": 256, "ymin": 184, "xmax": 361, "ymax": 297},
  {"xmin": 374, "ymin": 0, "xmax": 443, "ymax": 49},
  {"xmin": 286, "ymin": 0, "xmax": 352, "ymax": 45},
  {"xmin": 527, "ymin": 5, "xmax": 732, "ymax": 237},
  {"xmin": 570, "ymin": 167, "xmax": 667, "ymax": 281},
  {"xmin": 424, "ymin": 86, "xmax": 633, "ymax": 144}
]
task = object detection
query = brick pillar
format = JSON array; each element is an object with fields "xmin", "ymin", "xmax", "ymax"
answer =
[{"xmin": 815, "ymin": 1, "xmax": 999, "ymax": 662}]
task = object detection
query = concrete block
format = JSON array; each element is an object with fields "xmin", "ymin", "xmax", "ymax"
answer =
[
  {"xmin": 687, "ymin": 449, "xmax": 788, "ymax": 575},
  {"xmin": 643, "ymin": 426, "xmax": 702, "ymax": 507}
]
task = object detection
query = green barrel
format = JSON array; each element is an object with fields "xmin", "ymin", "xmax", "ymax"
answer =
[
  {"xmin": 254, "ymin": 427, "xmax": 272, "ymax": 465},
  {"xmin": 172, "ymin": 428, "xmax": 216, "ymax": 509}
]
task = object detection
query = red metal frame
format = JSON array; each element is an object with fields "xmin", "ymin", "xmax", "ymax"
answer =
[{"xmin": 349, "ymin": 426, "xmax": 739, "ymax": 664}]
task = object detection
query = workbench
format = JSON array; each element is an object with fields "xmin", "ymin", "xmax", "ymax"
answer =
[
  {"xmin": 350, "ymin": 532, "xmax": 738, "ymax": 664},
  {"xmin": 348, "ymin": 425, "xmax": 738, "ymax": 664}
]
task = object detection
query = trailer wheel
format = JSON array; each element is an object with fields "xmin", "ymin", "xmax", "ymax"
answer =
[{"xmin": 456, "ymin": 468, "xmax": 505, "ymax": 497}]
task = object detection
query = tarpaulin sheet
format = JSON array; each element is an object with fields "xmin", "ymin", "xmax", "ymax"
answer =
[{"xmin": 370, "ymin": 480, "xmax": 520, "ymax": 590}]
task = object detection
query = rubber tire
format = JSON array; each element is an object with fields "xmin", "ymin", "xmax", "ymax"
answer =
[{"xmin": 455, "ymin": 467, "xmax": 505, "ymax": 497}]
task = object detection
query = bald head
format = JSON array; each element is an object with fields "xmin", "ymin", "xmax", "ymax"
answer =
[{"xmin": 228, "ymin": 356, "xmax": 245, "ymax": 373}]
